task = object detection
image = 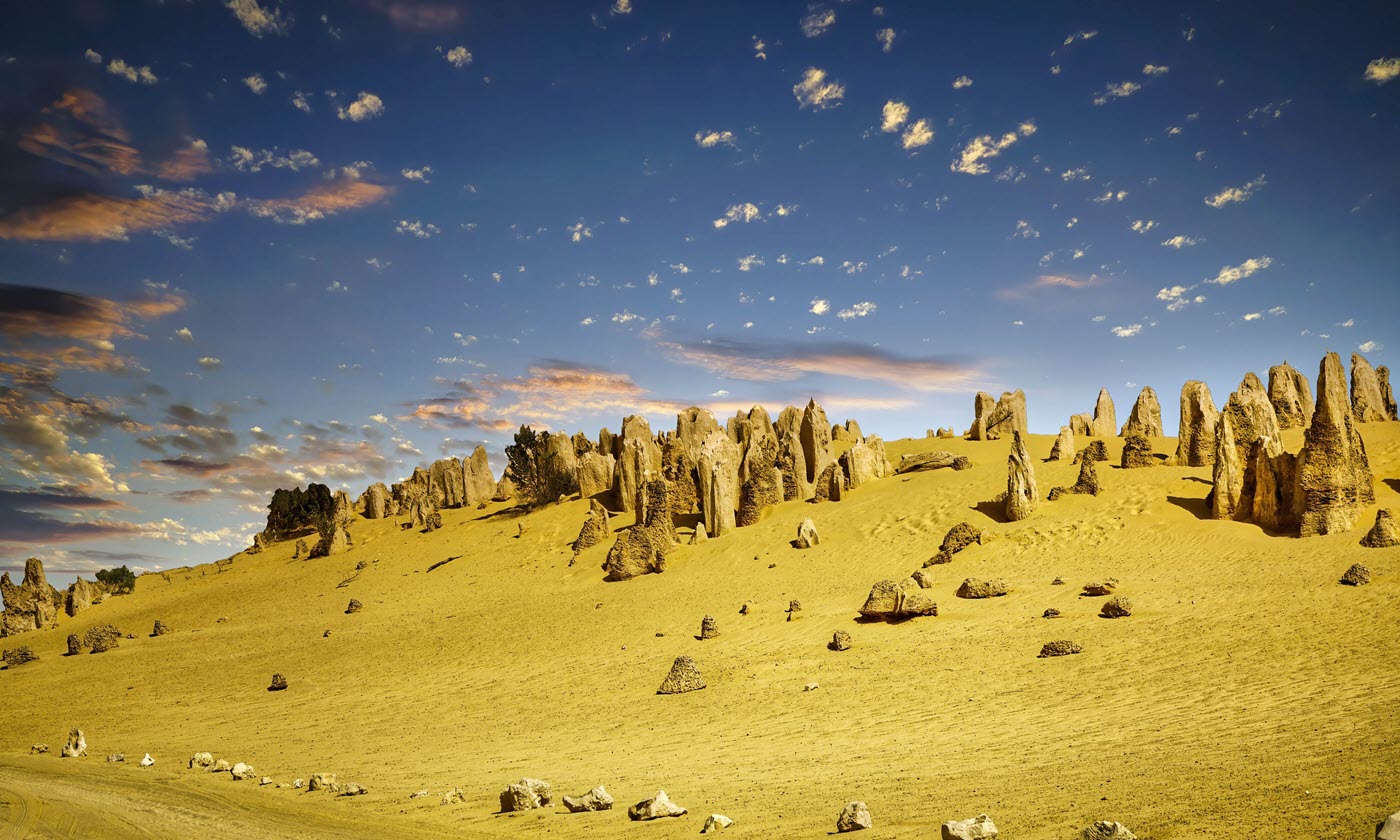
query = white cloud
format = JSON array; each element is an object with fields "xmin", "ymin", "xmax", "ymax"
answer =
[
  {"xmin": 1142, "ymin": 64, "xmax": 1170, "ymax": 76},
  {"xmin": 107, "ymin": 59, "xmax": 158, "ymax": 85},
  {"xmin": 1204, "ymin": 174, "xmax": 1266, "ymax": 208},
  {"xmin": 881, "ymin": 100, "xmax": 909, "ymax": 133},
  {"xmin": 1268, "ymin": 306, "xmax": 1287, "ymax": 316},
  {"xmin": 1093, "ymin": 81, "xmax": 1141, "ymax": 105},
  {"xmin": 713, "ymin": 203, "xmax": 762, "ymax": 228},
  {"xmin": 228, "ymin": 145, "xmax": 319, "ymax": 173},
  {"xmin": 198, "ymin": 356, "xmax": 223, "ymax": 369},
  {"xmin": 951, "ymin": 120, "xmax": 1037, "ymax": 175},
  {"xmin": 1063, "ymin": 30, "xmax": 1098, "ymax": 45},
  {"xmin": 84, "ymin": 49, "xmax": 102, "ymax": 64},
  {"xmin": 1206, "ymin": 256, "xmax": 1273, "ymax": 285},
  {"xmin": 445, "ymin": 46, "xmax": 472, "ymax": 68},
  {"xmin": 290, "ymin": 90, "xmax": 312, "ymax": 112},
  {"xmin": 242, "ymin": 73, "xmax": 267, "ymax": 94},
  {"xmin": 752, "ymin": 36, "xmax": 767, "ymax": 61},
  {"xmin": 901, "ymin": 118, "xmax": 934, "ymax": 149},
  {"xmin": 1161, "ymin": 235, "xmax": 1197, "ymax": 248},
  {"xmin": 611, "ymin": 310, "xmax": 641, "ymax": 324},
  {"xmin": 737, "ymin": 254, "xmax": 764, "ymax": 271},
  {"xmin": 837, "ymin": 301, "xmax": 877, "ymax": 320},
  {"xmin": 394, "ymin": 219, "xmax": 441, "ymax": 238},
  {"xmin": 1339, "ymin": 319, "xmax": 1355, "ymax": 328},
  {"xmin": 326, "ymin": 280, "xmax": 348, "ymax": 293},
  {"xmin": 809, "ymin": 298, "xmax": 830, "ymax": 315},
  {"xmin": 1359, "ymin": 340, "xmax": 1383, "ymax": 353},
  {"xmin": 952, "ymin": 75, "xmax": 973, "ymax": 89},
  {"xmin": 174, "ymin": 327, "xmax": 194, "ymax": 342},
  {"xmin": 801, "ymin": 8, "xmax": 836, "ymax": 37},
  {"xmin": 1364, "ymin": 57, "xmax": 1400, "ymax": 84},
  {"xmin": 1130, "ymin": 219, "xmax": 1158, "ymax": 233},
  {"xmin": 1092, "ymin": 189, "xmax": 1128, "ymax": 203},
  {"xmin": 226, "ymin": 0, "xmax": 291, "ymax": 37},
  {"xmin": 579, "ymin": 317, "xmax": 595, "ymax": 326},
  {"xmin": 1111, "ymin": 324, "xmax": 1143, "ymax": 337},
  {"xmin": 611, "ymin": 0, "xmax": 632, "ymax": 14},
  {"xmin": 876, "ymin": 28, "xmax": 895, "ymax": 52},
  {"xmin": 1242, "ymin": 312, "xmax": 1263, "ymax": 321},
  {"xmin": 695, "ymin": 130, "xmax": 736, "ymax": 148},
  {"xmin": 1012, "ymin": 220, "xmax": 1039, "ymax": 239},
  {"xmin": 793, "ymin": 67, "xmax": 845, "ymax": 110},
  {"xmin": 567, "ymin": 221, "xmax": 593, "ymax": 241},
  {"xmin": 337, "ymin": 92, "xmax": 384, "ymax": 122},
  {"xmin": 402, "ymin": 166, "xmax": 433, "ymax": 183},
  {"xmin": 1061, "ymin": 166, "xmax": 1090, "ymax": 181}
]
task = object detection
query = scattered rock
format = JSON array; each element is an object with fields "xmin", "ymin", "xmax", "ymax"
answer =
[
  {"xmin": 956, "ymin": 578, "xmax": 1009, "ymax": 599},
  {"xmin": 629, "ymin": 790, "xmax": 687, "ymax": 820},
  {"xmin": 1298, "ymin": 352, "xmax": 1375, "ymax": 536},
  {"xmin": 1100, "ymin": 596, "xmax": 1133, "ymax": 618},
  {"xmin": 83, "ymin": 624, "xmax": 120, "ymax": 653},
  {"xmin": 836, "ymin": 801, "xmax": 873, "ymax": 832},
  {"xmin": 896, "ymin": 451, "xmax": 972, "ymax": 474},
  {"xmin": 211, "ymin": 759, "xmax": 231, "ymax": 772},
  {"xmin": 1048, "ymin": 426, "xmax": 1075, "ymax": 461},
  {"xmin": 942, "ymin": 813, "xmax": 998, "ymax": 839},
  {"xmin": 1083, "ymin": 821, "xmax": 1137, "ymax": 840},
  {"xmin": 1043, "ymin": 608, "xmax": 1061, "ymax": 618},
  {"xmin": 66, "ymin": 634, "xmax": 81, "ymax": 656},
  {"xmin": 700, "ymin": 615, "xmax": 719, "ymax": 640},
  {"xmin": 64, "ymin": 577, "xmax": 96, "ymax": 618},
  {"xmin": 230, "ymin": 763, "xmax": 256, "ymax": 781},
  {"xmin": 1082, "ymin": 579, "xmax": 1118, "ymax": 596},
  {"xmin": 346, "ymin": 598, "xmax": 363, "ymax": 614},
  {"xmin": 190, "ymin": 752, "xmax": 214, "ymax": 769},
  {"xmin": 1361, "ymin": 509, "xmax": 1399, "ymax": 548},
  {"xmin": 941, "ymin": 522, "xmax": 983, "ymax": 555},
  {"xmin": 151, "ymin": 620, "xmax": 171, "ymax": 637},
  {"xmin": 309, "ymin": 772, "xmax": 337, "ymax": 791},
  {"xmin": 1038, "ymin": 640, "xmax": 1082, "ymax": 658},
  {"xmin": 803, "ymin": 682, "xmax": 819, "ymax": 692},
  {"xmin": 293, "ymin": 778, "xmax": 304, "ymax": 789},
  {"xmin": 796, "ymin": 518, "xmax": 820, "ymax": 549},
  {"xmin": 60, "ymin": 728, "xmax": 86, "ymax": 758},
  {"xmin": 911, "ymin": 569, "xmax": 935, "ymax": 589},
  {"xmin": 859, "ymin": 580, "xmax": 938, "ymax": 619},
  {"xmin": 1005, "ymin": 431, "xmax": 1038, "ymax": 521},
  {"xmin": 268, "ymin": 673, "xmax": 288, "ymax": 691},
  {"xmin": 657, "ymin": 655, "xmax": 706, "ymax": 694},
  {"xmin": 293, "ymin": 538, "xmax": 309, "ymax": 559},
  {"xmin": 3, "ymin": 646, "xmax": 38, "ymax": 668},
  {"xmin": 829, "ymin": 630, "xmax": 852, "ymax": 651},
  {"xmin": 30, "ymin": 744, "xmax": 47, "ymax": 755},
  {"xmin": 571, "ymin": 499, "xmax": 611, "ymax": 556},
  {"xmin": 702, "ymin": 813, "xmax": 735, "ymax": 833},
  {"xmin": 1120, "ymin": 387, "xmax": 1163, "ymax": 437},
  {"xmin": 563, "ymin": 785, "xmax": 614, "ymax": 812},
  {"xmin": 440, "ymin": 787, "xmax": 465, "ymax": 805},
  {"xmin": 1378, "ymin": 810, "xmax": 1400, "ymax": 840},
  {"xmin": 107, "ymin": 753, "xmax": 124, "ymax": 763},
  {"xmin": 260, "ymin": 777, "xmax": 273, "ymax": 786},
  {"xmin": 1073, "ymin": 440, "xmax": 1109, "ymax": 464},
  {"xmin": 1119, "ymin": 433, "xmax": 1155, "ymax": 469},
  {"xmin": 1340, "ymin": 563, "xmax": 1371, "ymax": 586},
  {"xmin": 340, "ymin": 783, "xmax": 368, "ymax": 796},
  {"xmin": 140, "ymin": 754, "xmax": 154, "ymax": 767},
  {"xmin": 1049, "ymin": 455, "xmax": 1102, "ymax": 501},
  {"xmin": 690, "ymin": 522, "xmax": 708, "ymax": 545}
]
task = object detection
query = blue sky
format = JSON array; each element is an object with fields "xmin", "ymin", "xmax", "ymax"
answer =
[{"xmin": 1, "ymin": 0, "xmax": 1397, "ymax": 578}]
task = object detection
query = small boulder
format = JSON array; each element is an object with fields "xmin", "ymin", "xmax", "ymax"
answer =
[
  {"xmin": 1038, "ymin": 640, "xmax": 1083, "ymax": 658},
  {"xmin": 308, "ymin": 772, "xmax": 337, "ymax": 791},
  {"xmin": 440, "ymin": 787, "xmax": 465, "ymax": 805},
  {"xmin": 268, "ymin": 673, "xmax": 288, "ymax": 691},
  {"xmin": 628, "ymin": 790, "xmax": 687, "ymax": 820},
  {"xmin": 700, "ymin": 614, "xmax": 719, "ymax": 640},
  {"xmin": 690, "ymin": 523, "xmax": 708, "ymax": 545},
  {"xmin": 1119, "ymin": 433, "xmax": 1155, "ymax": 469},
  {"xmin": 151, "ymin": 620, "xmax": 171, "ymax": 637},
  {"xmin": 1083, "ymin": 821, "xmax": 1137, "ymax": 840},
  {"xmin": 940, "ymin": 522, "xmax": 982, "ymax": 555},
  {"xmin": 346, "ymin": 598, "xmax": 363, "ymax": 614},
  {"xmin": 3, "ymin": 646, "xmax": 38, "ymax": 668},
  {"xmin": 859, "ymin": 579, "xmax": 902, "ymax": 617},
  {"xmin": 562, "ymin": 785, "xmax": 614, "ymax": 812},
  {"xmin": 60, "ymin": 728, "xmax": 86, "ymax": 758},
  {"xmin": 231, "ymin": 762, "xmax": 256, "ymax": 781},
  {"xmin": 1082, "ymin": 579, "xmax": 1118, "ymax": 596},
  {"xmin": 294, "ymin": 538, "xmax": 308, "ymax": 559},
  {"xmin": 956, "ymin": 578, "xmax": 1009, "ymax": 599},
  {"xmin": 190, "ymin": 752, "xmax": 214, "ymax": 769},
  {"xmin": 340, "ymin": 783, "xmax": 368, "ymax": 796},
  {"xmin": 83, "ymin": 624, "xmax": 120, "ymax": 653},
  {"xmin": 66, "ymin": 634, "xmax": 82, "ymax": 656},
  {"xmin": 1361, "ymin": 509, "xmax": 1399, "ymax": 548},
  {"xmin": 30, "ymin": 744, "xmax": 48, "ymax": 754},
  {"xmin": 786, "ymin": 599, "xmax": 802, "ymax": 621},
  {"xmin": 1378, "ymin": 811, "xmax": 1400, "ymax": 840},
  {"xmin": 804, "ymin": 682, "xmax": 819, "ymax": 692},
  {"xmin": 1043, "ymin": 608, "xmax": 1061, "ymax": 619},
  {"xmin": 140, "ymin": 754, "xmax": 155, "ymax": 767},
  {"xmin": 1100, "ymin": 596, "xmax": 1133, "ymax": 618},
  {"xmin": 796, "ymin": 518, "xmax": 820, "ymax": 548},
  {"xmin": 836, "ymin": 801, "xmax": 873, "ymax": 832},
  {"xmin": 107, "ymin": 754, "xmax": 125, "ymax": 763},
  {"xmin": 911, "ymin": 569, "xmax": 936, "ymax": 589},
  {"xmin": 1340, "ymin": 563, "xmax": 1371, "ymax": 586},
  {"xmin": 942, "ymin": 813, "xmax": 998, "ymax": 839},
  {"xmin": 1073, "ymin": 440, "xmax": 1109, "ymax": 464},
  {"xmin": 657, "ymin": 655, "xmax": 706, "ymax": 694},
  {"xmin": 702, "ymin": 813, "xmax": 735, "ymax": 833},
  {"xmin": 571, "ymin": 499, "xmax": 611, "ymax": 555},
  {"xmin": 211, "ymin": 759, "xmax": 230, "ymax": 772},
  {"xmin": 829, "ymin": 630, "xmax": 852, "ymax": 651}
]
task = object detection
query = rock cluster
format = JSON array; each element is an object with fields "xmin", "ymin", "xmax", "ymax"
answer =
[
  {"xmin": 969, "ymin": 389, "xmax": 1028, "ymax": 441},
  {"xmin": 1173, "ymin": 380, "xmax": 1220, "ymax": 467},
  {"xmin": 657, "ymin": 655, "xmax": 706, "ymax": 694},
  {"xmin": 858, "ymin": 579, "xmax": 938, "ymax": 619},
  {"xmin": 1, "ymin": 558, "xmax": 63, "ymax": 638},
  {"xmin": 3, "ymin": 646, "xmax": 38, "ymax": 668},
  {"xmin": 1120, "ymin": 386, "xmax": 1163, "ymax": 437},
  {"xmin": 1070, "ymin": 388, "xmax": 1116, "ymax": 438}
]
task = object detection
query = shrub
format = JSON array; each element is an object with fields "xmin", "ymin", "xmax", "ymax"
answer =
[
  {"xmin": 264, "ymin": 484, "xmax": 334, "ymax": 540},
  {"xmin": 504, "ymin": 426, "xmax": 575, "ymax": 506},
  {"xmin": 95, "ymin": 565, "xmax": 136, "ymax": 595}
]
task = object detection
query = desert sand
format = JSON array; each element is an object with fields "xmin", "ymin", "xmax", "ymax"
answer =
[{"xmin": 2, "ymin": 424, "xmax": 1398, "ymax": 838}]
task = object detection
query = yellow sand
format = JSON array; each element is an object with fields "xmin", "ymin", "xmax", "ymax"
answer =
[{"xmin": 2, "ymin": 424, "xmax": 1397, "ymax": 839}]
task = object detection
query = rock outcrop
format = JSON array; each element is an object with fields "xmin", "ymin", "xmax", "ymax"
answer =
[
  {"xmin": 1119, "ymin": 433, "xmax": 1155, "ymax": 468},
  {"xmin": 1049, "ymin": 455, "xmax": 1101, "ymax": 501},
  {"xmin": 575, "ymin": 450, "xmax": 615, "ymax": 500},
  {"xmin": 61, "ymin": 728, "xmax": 87, "ymax": 758},
  {"xmin": 613, "ymin": 416, "xmax": 662, "ymax": 512},
  {"xmin": 1120, "ymin": 387, "xmax": 1163, "ymax": 437},
  {"xmin": 697, "ymin": 430, "xmax": 741, "ymax": 538},
  {"xmin": 699, "ymin": 615, "xmax": 718, "ymax": 640},
  {"xmin": 1048, "ymin": 426, "xmax": 1074, "ymax": 461},
  {"xmin": 65, "ymin": 578, "xmax": 96, "ymax": 618},
  {"xmin": 796, "ymin": 518, "xmax": 820, "ymax": 548},
  {"xmin": 1380, "ymin": 365, "xmax": 1398, "ymax": 420},
  {"xmin": 971, "ymin": 390, "xmax": 1028, "ymax": 440},
  {"xmin": 1073, "ymin": 440, "xmax": 1108, "ymax": 464},
  {"xmin": 358, "ymin": 483, "xmax": 391, "ymax": 519},
  {"xmin": 1, "ymin": 558, "xmax": 62, "ymax": 637},
  {"xmin": 84, "ymin": 624, "xmax": 120, "ymax": 653},
  {"xmin": 462, "ymin": 446, "xmax": 495, "ymax": 507},
  {"xmin": 1222, "ymin": 373, "xmax": 1284, "ymax": 514},
  {"xmin": 500, "ymin": 778, "xmax": 553, "ymax": 812},
  {"xmin": 896, "ymin": 451, "xmax": 971, "ymax": 473},
  {"xmin": 429, "ymin": 458, "xmax": 466, "ymax": 509},
  {"xmin": 1268, "ymin": 362, "xmax": 1313, "ymax": 430},
  {"xmin": 1173, "ymin": 380, "xmax": 1219, "ymax": 467},
  {"xmin": 1210, "ymin": 411, "xmax": 1243, "ymax": 520},
  {"xmin": 3, "ymin": 646, "xmax": 38, "ymax": 668},
  {"xmin": 1296, "ymin": 352, "xmax": 1374, "ymax": 536},
  {"xmin": 571, "ymin": 499, "xmax": 610, "ymax": 556},
  {"xmin": 1361, "ymin": 509, "xmax": 1399, "ymax": 548},
  {"xmin": 603, "ymin": 478, "xmax": 675, "ymax": 581},
  {"xmin": 737, "ymin": 444, "xmax": 781, "ymax": 527},
  {"xmin": 1350, "ymin": 352, "xmax": 1387, "ymax": 422},
  {"xmin": 657, "ymin": 655, "xmax": 705, "ymax": 694},
  {"xmin": 1250, "ymin": 437, "xmax": 1299, "ymax": 533},
  {"xmin": 798, "ymin": 399, "xmax": 834, "ymax": 500},
  {"xmin": 1005, "ymin": 431, "xmax": 1037, "ymax": 521}
]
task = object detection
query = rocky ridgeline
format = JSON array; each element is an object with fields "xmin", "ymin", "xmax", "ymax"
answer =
[{"xmin": 1, "ymin": 558, "xmax": 119, "ymax": 639}]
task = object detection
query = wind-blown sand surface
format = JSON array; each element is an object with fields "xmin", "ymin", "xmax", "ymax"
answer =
[{"xmin": 2, "ymin": 426, "xmax": 1397, "ymax": 838}]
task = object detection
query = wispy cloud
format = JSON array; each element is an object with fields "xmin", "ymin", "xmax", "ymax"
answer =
[
  {"xmin": 951, "ymin": 121, "xmax": 1036, "ymax": 175},
  {"xmin": 793, "ymin": 67, "xmax": 845, "ymax": 110},
  {"xmin": 1204, "ymin": 174, "xmax": 1266, "ymax": 208},
  {"xmin": 1206, "ymin": 256, "xmax": 1273, "ymax": 285}
]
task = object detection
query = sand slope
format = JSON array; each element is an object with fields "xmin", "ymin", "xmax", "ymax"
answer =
[{"xmin": 2, "ymin": 425, "xmax": 1398, "ymax": 838}]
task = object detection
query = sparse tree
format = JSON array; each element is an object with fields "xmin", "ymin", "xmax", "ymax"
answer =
[
  {"xmin": 504, "ymin": 425, "xmax": 574, "ymax": 506},
  {"xmin": 95, "ymin": 565, "xmax": 136, "ymax": 594}
]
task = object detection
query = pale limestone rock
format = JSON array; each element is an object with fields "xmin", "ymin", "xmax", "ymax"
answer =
[{"xmin": 1174, "ymin": 380, "xmax": 1219, "ymax": 467}]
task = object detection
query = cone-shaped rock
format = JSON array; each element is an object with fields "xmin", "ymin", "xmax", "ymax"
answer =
[
  {"xmin": 1120, "ymin": 433, "xmax": 1155, "ymax": 468},
  {"xmin": 1296, "ymin": 352, "xmax": 1374, "ymax": 536},
  {"xmin": 571, "ymin": 499, "xmax": 610, "ymax": 555},
  {"xmin": 1090, "ymin": 388, "xmax": 1117, "ymax": 437},
  {"xmin": 1210, "ymin": 411, "xmax": 1243, "ymax": 520},
  {"xmin": 1350, "ymin": 352, "xmax": 1387, "ymax": 422},
  {"xmin": 1005, "ymin": 431, "xmax": 1038, "ymax": 521},
  {"xmin": 1174, "ymin": 380, "xmax": 1219, "ymax": 467},
  {"xmin": 1379, "ymin": 365, "xmax": 1398, "ymax": 420},
  {"xmin": 1048, "ymin": 426, "xmax": 1074, "ymax": 461},
  {"xmin": 1360, "ymin": 508, "xmax": 1399, "ymax": 548},
  {"xmin": 1268, "ymin": 362, "xmax": 1313, "ymax": 430},
  {"xmin": 1120, "ymin": 386, "xmax": 1163, "ymax": 437},
  {"xmin": 968, "ymin": 392, "xmax": 997, "ymax": 440},
  {"xmin": 656, "ymin": 655, "xmax": 705, "ymax": 694}
]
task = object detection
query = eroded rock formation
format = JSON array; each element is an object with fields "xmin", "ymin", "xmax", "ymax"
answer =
[
  {"xmin": 1120, "ymin": 387, "xmax": 1163, "ymax": 437},
  {"xmin": 1173, "ymin": 380, "xmax": 1219, "ymax": 467},
  {"xmin": 1296, "ymin": 352, "xmax": 1374, "ymax": 536}
]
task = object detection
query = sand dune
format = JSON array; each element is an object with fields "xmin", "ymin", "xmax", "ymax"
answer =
[{"xmin": 2, "ymin": 426, "xmax": 1397, "ymax": 838}]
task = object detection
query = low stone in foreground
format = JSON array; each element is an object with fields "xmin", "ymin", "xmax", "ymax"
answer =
[
  {"xmin": 562, "ymin": 785, "xmax": 613, "ymax": 812},
  {"xmin": 942, "ymin": 813, "xmax": 998, "ymax": 839},
  {"xmin": 1039, "ymin": 640, "xmax": 1083, "ymax": 658},
  {"xmin": 657, "ymin": 655, "xmax": 706, "ymax": 694},
  {"xmin": 1361, "ymin": 509, "xmax": 1399, "ymax": 548},
  {"xmin": 1083, "ymin": 820, "xmax": 1137, "ymax": 839},
  {"xmin": 500, "ymin": 777, "xmax": 552, "ymax": 812},
  {"xmin": 702, "ymin": 813, "xmax": 734, "ymax": 833},
  {"xmin": 628, "ymin": 790, "xmax": 687, "ymax": 820},
  {"xmin": 836, "ymin": 801, "xmax": 872, "ymax": 832},
  {"xmin": 1339, "ymin": 563, "xmax": 1371, "ymax": 586}
]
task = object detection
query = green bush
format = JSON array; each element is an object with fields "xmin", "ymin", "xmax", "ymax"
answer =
[
  {"xmin": 504, "ymin": 426, "xmax": 574, "ymax": 506},
  {"xmin": 264, "ymin": 483, "xmax": 334, "ymax": 539},
  {"xmin": 95, "ymin": 565, "xmax": 136, "ymax": 594}
]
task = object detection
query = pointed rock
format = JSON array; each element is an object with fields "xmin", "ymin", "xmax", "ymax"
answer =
[
  {"xmin": 1120, "ymin": 386, "xmax": 1163, "ymax": 437},
  {"xmin": 1005, "ymin": 431, "xmax": 1037, "ymax": 521},
  {"xmin": 1297, "ymin": 352, "xmax": 1374, "ymax": 536},
  {"xmin": 1350, "ymin": 352, "xmax": 1387, "ymax": 422},
  {"xmin": 1173, "ymin": 380, "xmax": 1220, "ymax": 467},
  {"xmin": 1048, "ymin": 426, "xmax": 1074, "ymax": 461},
  {"xmin": 1210, "ymin": 411, "xmax": 1243, "ymax": 520},
  {"xmin": 1361, "ymin": 509, "xmax": 1399, "ymax": 548},
  {"xmin": 656, "ymin": 655, "xmax": 705, "ymax": 694},
  {"xmin": 1379, "ymin": 365, "xmax": 1398, "ymax": 420},
  {"xmin": 563, "ymin": 785, "xmax": 614, "ymax": 812},
  {"xmin": 628, "ymin": 790, "xmax": 687, "ymax": 820},
  {"xmin": 836, "ymin": 801, "xmax": 873, "ymax": 832},
  {"xmin": 796, "ymin": 518, "xmax": 820, "ymax": 548},
  {"xmin": 571, "ymin": 499, "xmax": 610, "ymax": 555},
  {"xmin": 1088, "ymin": 388, "xmax": 1117, "ymax": 437},
  {"xmin": 1268, "ymin": 362, "xmax": 1313, "ymax": 430}
]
